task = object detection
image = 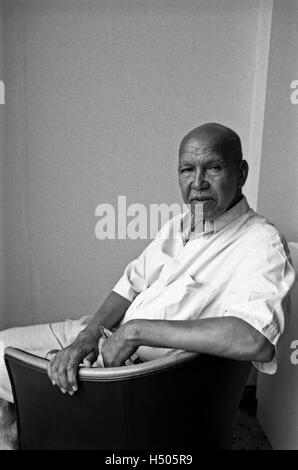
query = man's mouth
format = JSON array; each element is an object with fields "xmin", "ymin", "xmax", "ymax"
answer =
[{"xmin": 190, "ymin": 196, "xmax": 214, "ymax": 202}]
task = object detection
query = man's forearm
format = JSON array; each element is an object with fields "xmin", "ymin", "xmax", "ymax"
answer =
[
  {"xmin": 129, "ymin": 316, "xmax": 274, "ymax": 362},
  {"xmin": 79, "ymin": 291, "xmax": 131, "ymax": 341}
]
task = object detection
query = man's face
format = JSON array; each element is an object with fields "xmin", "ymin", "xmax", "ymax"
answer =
[{"xmin": 178, "ymin": 137, "xmax": 242, "ymax": 219}]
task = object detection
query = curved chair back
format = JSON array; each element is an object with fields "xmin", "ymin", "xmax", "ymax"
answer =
[{"xmin": 4, "ymin": 347, "xmax": 251, "ymax": 450}]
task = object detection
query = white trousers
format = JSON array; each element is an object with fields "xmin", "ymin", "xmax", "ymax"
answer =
[{"xmin": 0, "ymin": 316, "xmax": 92, "ymax": 403}]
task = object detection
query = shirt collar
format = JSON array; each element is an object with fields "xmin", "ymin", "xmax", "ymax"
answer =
[{"xmin": 180, "ymin": 196, "xmax": 250, "ymax": 241}]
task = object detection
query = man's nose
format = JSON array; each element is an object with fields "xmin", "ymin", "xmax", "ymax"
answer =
[{"xmin": 191, "ymin": 168, "xmax": 210, "ymax": 190}]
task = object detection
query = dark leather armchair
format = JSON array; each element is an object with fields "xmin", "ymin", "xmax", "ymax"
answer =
[{"xmin": 4, "ymin": 347, "xmax": 251, "ymax": 450}]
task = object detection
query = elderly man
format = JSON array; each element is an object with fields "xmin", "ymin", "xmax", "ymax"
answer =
[{"xmin": 0, "ymin": 123, "xmax": 295, "ymax": 424}]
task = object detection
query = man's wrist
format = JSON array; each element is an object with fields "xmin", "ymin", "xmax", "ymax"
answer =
[
  {"xmin": 124, "ymin": 320, "xmax": 143, "ymax": 346},
  {"xmin": 77, "ymin": 324, "xmax": 101, "ymax": 343}
]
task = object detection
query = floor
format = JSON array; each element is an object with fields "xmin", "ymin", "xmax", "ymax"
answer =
[
  {"xmin": 232, "ymin": 385, "xmax": 272, "ymax": 450},
  {"xmin": 232, "ymin": 408, "xmax": 272, "ymax": 450}
]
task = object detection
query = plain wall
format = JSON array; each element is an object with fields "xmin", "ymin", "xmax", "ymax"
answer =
[
  {"xmin": 2, "ymin": 0, "xmax": 262, "ymax": 327},
  {"xmin": 257, "ymin": 0, "xmax": 298, "ymax": 450},
  {"xmin": 257, "ymin": 0, "xmax": 298, "ymax": 241},
  {"xmin": 257, "ymin": 243, "xmax": 298, "ymax": 450},
  {"xmin": 0, "ymin": 0, "xmax": 5, "ymax": 329}
]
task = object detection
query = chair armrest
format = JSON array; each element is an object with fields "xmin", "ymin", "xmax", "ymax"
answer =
[{"xmin": 4, "ymin": 346, "xmax": 199, "ymax": 382}]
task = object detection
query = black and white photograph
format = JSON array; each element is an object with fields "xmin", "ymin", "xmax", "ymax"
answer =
[{"xmin": 0, "ymin": 0, "xmax": 297, "ymax": 454}]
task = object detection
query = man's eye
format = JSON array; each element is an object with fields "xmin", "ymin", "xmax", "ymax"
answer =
[
  {"xmin": 208, "ymin": 165, "xmax": 221, "ymax": 171},
  {"xmin": 180, "ymin": 168, "xmax": 192, "ymax": 173}
]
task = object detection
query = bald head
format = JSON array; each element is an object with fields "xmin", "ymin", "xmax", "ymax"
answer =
[
  {"xmin": 179, "ymin": 123, "xmax": 243, "ymax": 164},
  {"xmin": 178, "ymin": 122, "xmax": 248, "ymax": 218}
]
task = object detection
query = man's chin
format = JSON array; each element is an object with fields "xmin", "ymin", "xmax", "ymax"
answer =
[{"xmin": 189, "ymin": 199, "xmax": 217, "ymax": 214}]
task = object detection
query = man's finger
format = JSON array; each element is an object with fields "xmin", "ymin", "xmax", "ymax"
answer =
[
  {"xmin": 49, "ymin": 353, "xmax": 63, "ymax": 388},
  {"xmin": 82, "ymin": 358, "xmax": 91, "ymax": 368},
  {"xmin": 48, "ymin": 352, "xmax": 59, "ymax": 382},
  {"xmin": 84, "ymin": 350, "xmax": 98, "ymax": 366},
  {"xmin": 66, "ymin": 357, "xmax": 80, "ymax": 392},
  {"xmin": 46, "ymin": 349, "xmax": 59, "ymax": 360},
  {"xmin": 57, "ymin": 356, "xmax": 71, "ymax": 392},
  {"xmin": 47, "ymin": 358, "xmax": 56, "ymax": 385},
  {"xmin": 102, "ymin": 348, "xmax": 119, "ymax": 367}
]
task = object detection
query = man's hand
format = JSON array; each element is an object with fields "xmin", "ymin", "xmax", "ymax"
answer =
[
  {"xmin": 101, "ymin": 322, "xmax": 139, "ymax": 367},
  {"xmin": 47, "ymin": 333, "xmax": 99, "ymax": 394}
]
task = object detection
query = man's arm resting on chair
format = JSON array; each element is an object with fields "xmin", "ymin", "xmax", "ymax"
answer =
[
  {"xmin": 47, "ymin": 291, "xmax": 131, "ymax": 393},
  {"xmin": 101, "ymin": 317, "xmax": 275, "ymax": 367}
]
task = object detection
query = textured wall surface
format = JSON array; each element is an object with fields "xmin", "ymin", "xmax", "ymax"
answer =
[
  {"xmin": 2, "ymin": 0, "xmax": 260, "ymax": 327},
  {"xmin": 0, "ymin": 0, "xmax": 5, "ymax": 328},
  {"xmin": 258, "ymin": 1, "xmax": 298, "ymax": 241},
  {"xmin": 257, "ymin": 0, "xmax": 298, "ymax": 450}
]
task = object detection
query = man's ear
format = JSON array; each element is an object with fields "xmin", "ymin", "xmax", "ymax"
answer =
[{"xmin": 238, "ymin": 160, "xmax": 249, "ymax": 188}]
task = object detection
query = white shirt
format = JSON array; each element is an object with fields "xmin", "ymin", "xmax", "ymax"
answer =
[{"xmin": 113, "ymin": 197, "xmax": 296, "ymax": 374}]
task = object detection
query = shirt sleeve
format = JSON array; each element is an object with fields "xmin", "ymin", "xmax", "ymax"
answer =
[
  {"xmin": 223, "ymin": 231, "xmax": 296, "ymax": 374},
  {"xmin": 112, "ymin": 241, "xmax": 154, "ymax": 302}
]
